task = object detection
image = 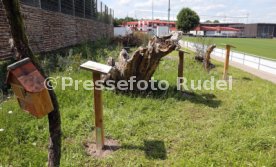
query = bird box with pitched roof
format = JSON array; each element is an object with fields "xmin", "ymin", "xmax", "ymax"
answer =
[{"xmin": 6, "ymin": 58, "xmax": 53, "ymax": 118}]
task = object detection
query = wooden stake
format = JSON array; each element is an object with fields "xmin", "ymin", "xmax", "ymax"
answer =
[
  {"xmin": 93, "ymin": 72, "xmax": 104, "ymax": 150},
  {"xmin": 80, "ymin": 61, "xmax": 112, "ymax": 151},
  {"xmin": 178, "ymin": 50, "xmax": 189, "ymax": 91},
  {"xmin": 178, "ymin": 51, "xmax": 184, "ymax": 91},
  {"xmin": 223, "ymin": 45, "xmax": 231, "ymax": 80}
]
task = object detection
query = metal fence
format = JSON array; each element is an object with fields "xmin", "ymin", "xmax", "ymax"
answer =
[
  {"xmin": 20, "ymin": 0, "xmax": 114, "ymax": 24},
  {"xmin": 180, "ymin": 41, "xmax": 276, "ymax": 76}
]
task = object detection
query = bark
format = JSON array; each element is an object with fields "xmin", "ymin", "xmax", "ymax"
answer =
[
  {"xmin": 2, "ymin": 1, "xmax": 62, "ymax": 166},
  {"xmin": 194, "ymin": 44, "xmax": 216, "ymax": 71},
  {"xmin": 204, "ymin": 45, "xmax": 216, "ymax": 71},
  {"xmin": 104, "ymin": 33, "xmax": 181, "ymax": 89}
]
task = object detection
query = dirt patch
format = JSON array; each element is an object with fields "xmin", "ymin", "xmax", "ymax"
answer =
[{"xmin": 84, "ymin": 138, "xmax": 120, "ymax": 158}]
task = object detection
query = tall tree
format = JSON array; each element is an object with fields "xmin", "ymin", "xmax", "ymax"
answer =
[
  {"xmin": 205, "ymin": 20, "xmax": 212, "ymax": 23},
  {"xmin": 176, "ymin": 8, "xmax": 200, "ymax": 33},
  {"xmin": 2, "ymin": 0, "xmax": 62, "ymax": 166},
  {"xmin": 213, "ymin": 20, "xmax": 220, "ymax": 23},
  {"xmin": 113, "ymin": 17, "xmax": 137, "ymax": 27}
]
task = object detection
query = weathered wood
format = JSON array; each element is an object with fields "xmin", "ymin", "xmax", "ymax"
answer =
[
  {"xmin": 2, "ymin": 1, "xmax": 62, "ymax": 166},
  {"xmin": 194, "ymin": 44, "xmax": 216, "ymax": 71},
  {"xmin": 93, "ymin": 72, "xmax": 105, "ymax": 150},
  {"xmin": 223, "ymin": 45, "xmax": 231, "ymax": 80},
  {"xmin": 204, "ymin": 45, "xmax": 216, "ymax": 71},
  {"xmin": 178, "ymin": 50, "xmax": 189, "ymax": 91},
  {"xmin": 104, "ymin": 33, "xmax": 181, "ymax": 90},
  {"xmin": 178, "ymin": 51, "xmax": 184, "ymax": 79}
]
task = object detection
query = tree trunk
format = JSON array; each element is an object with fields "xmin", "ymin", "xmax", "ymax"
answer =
[
  {"xmin": 204, "ymin": 45, "xmax": 216, "ymax": 71},
  {"xmin": 2, "ymin": 1, "xmax": 62, "ymax": 166},
  {"xmin": 194, "ymin": 44, "xmax": 216, "ymax": 71},
  {"xmin": 104, "ymin": 33, "xmax": 181, "ymax": 90}
]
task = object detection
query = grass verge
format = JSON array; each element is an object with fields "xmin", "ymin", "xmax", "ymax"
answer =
[{"xmin": 0, "ymin": 48, "xmax": 275, "ymax": 166}]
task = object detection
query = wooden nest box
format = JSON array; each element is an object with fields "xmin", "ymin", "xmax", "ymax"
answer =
[{"xmin": 6, "ymin": 58, "xmax": 54, "ymax": 118}]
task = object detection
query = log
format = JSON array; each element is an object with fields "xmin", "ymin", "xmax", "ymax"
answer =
[
  {"xmin": 104, "ymin": 33, "xmax": 182, "ymax": 90},
  {"xmin": 194, "ymin": 44, "xmax": 216, "ymax": 71},
  {"xmin": 204, "ymin": 45, "xmax": 216, "ymax": 71}
]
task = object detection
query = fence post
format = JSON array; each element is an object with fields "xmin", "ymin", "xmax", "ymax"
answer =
[
  {"xmin": 100, "ymin": 2, "xmax": 102, "ymax": 22},
  {"xmin": 58, "ymin": 0, "xmax": 61, "ymax": 12},
  {"xmin": 84, "ymin": 0, "xmax": 86, "ymax": 18},
  {"xmin": 96, "ymin": 0, "xmax": 98, "ymax": 14},
  {"xmin": 109, "ymin": 8, "xmax": 113, "ymax": 25},
  {"xmin": 223, "ymin": 45, "xmax": 231, "ymax": 80},
  {"xmin": 113, "ymin": 9, "xmax": 115, "ymax": 23},
  {"xmin": 38, "ymin": 0, "xmax": 41, "ymax": 8},
  {"xmin": 73, "ymin": 0, "xmax": 75, "ymax": 16},
  {"xmin": 92, "ymin": 0, "xmax": 95, "ymax": 19}
]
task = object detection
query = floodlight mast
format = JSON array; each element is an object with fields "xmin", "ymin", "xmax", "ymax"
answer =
[
  {"xmin": 168, "ymin": 0, "xmax": 171, "ymax": 22},
  {"xmin": 152, "ymin": 0, "xmax": 154, "ymax": 20}
]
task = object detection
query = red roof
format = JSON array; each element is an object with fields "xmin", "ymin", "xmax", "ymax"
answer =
[
  {"xmin": 126, "ymin": 21, "xmax": 139, "ymax": 25},
  {"xmin": 125, "ymin": 20, "xmax": 176, "ymax": 26},
  {"xmin": 170, "ymin": 27, "xmax": 177, "ymax": 31},
  {"xmin": 147, "ymin": 20, "xmax": 176, "ymax": 25},
  {"xmin": 7, "ymin": 58, "xmax": 46, "ymax": 93},
  {"xmin": 194, "ymin": 26, "xmax": 240, "ymax": 32}
]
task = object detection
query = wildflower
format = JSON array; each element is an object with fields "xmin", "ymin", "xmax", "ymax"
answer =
[
  {"xmin": 0, "ymin": 129, "xmax": 4, "ymax": 132},
  {"xmin": 8, "ymin": 111, "xmax": 13, "ymax": 114}
]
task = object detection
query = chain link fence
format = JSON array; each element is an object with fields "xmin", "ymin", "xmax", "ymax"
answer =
[{"xmin": 20, "ymin": 0, "xmax": 114, "ymax": 24}]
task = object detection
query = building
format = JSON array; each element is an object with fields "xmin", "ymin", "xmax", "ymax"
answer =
[
  {"xmin": 190, "ymin": 25, "xmax": 240, "ymax": 37},
  {"xmin": 194, "ymin": 23, "xmax": 276, "ymax": 38},
  {"xmin": 125, "ymin": 19, "xmax": 176, "ymax": 32},
  {"xmin": 243, "ymin": 23, "xmax": 276, "ymax": 38}
]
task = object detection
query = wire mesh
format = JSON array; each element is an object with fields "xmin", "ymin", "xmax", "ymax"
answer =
[
  {"xmin": 21, "ymin": 0, "xmax": 40, "ymax": 7},
  {"xmin": 41, "ymin": 0, "xmax": 59, "ymax": 12},
  {"xmin": 85, "ymin": 0, "xmax": 92, "ymax": 19},
  {"xmin": 20, "ymin": 0, "xmax": 113, "ymax": 24},
  {"xmin": 74, "ymin": 0, "xmax": 84, "ymax": 18},
  {"xmin": 61, "ymin": 0, "xmax": 73, "ymax": 15},
  {"xmin": 91, "ymin": 0, "xmax": 97, "ymax": 18}
]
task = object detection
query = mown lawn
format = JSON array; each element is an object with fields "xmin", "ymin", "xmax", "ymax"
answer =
[
  {"xmin": 0, "ymin": 50, "xmax": 275, "ymax": 166},
  {"xmin": 184, "ymin": 37, "xmax": 276, "ymax": 59}
]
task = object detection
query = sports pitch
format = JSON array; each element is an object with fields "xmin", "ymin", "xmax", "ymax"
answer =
[{"xmin": 184, "ymin": 37, "xmax": 276, "ymax": 59}]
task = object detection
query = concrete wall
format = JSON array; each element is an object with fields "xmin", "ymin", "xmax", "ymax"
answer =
[{"xmin": 0, "ymin": 2, "xmax": 113, "ymax": 60}]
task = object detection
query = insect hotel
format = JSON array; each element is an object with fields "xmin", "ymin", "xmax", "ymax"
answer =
[{"xmin": 6, "ymin": 58, "xmax": 53, "ymax": 118}]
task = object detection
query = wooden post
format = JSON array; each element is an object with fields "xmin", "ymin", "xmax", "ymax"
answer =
[
  {"xmin": 178, "ymin": 49, "xmax": 189, "ymax": 91},
  {"xmin": 80, "ymin": 61, "xmax": 112, "ymax": 151},
  {"xmin": 178, "ymin": 51, "xmax": 184, "ymax": 91},
  {"xmin": 223, "ymin": 44, "xmax": 235, "ymax": 80},
  {"xmin": 92, "ymin": 72, "xmax": 104, "ymax": 150}
]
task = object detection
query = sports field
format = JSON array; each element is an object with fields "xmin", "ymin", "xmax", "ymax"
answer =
[{"xmin": 184, "ymin": 37, "xmax": 276, "ymax": 59}]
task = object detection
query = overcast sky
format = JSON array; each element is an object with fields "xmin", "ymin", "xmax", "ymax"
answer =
[{"xmin": 104, "ymin": 0, "xmax": 276, "ymax": 23}]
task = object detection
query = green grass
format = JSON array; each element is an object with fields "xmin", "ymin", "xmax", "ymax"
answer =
[
  {"xmin": 184, "ymin": 37, "xmax": 276, "ymax": 59},
  {"xmin": 0, "ymin": 50, "xmax": 275, "ymax": 166}
]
